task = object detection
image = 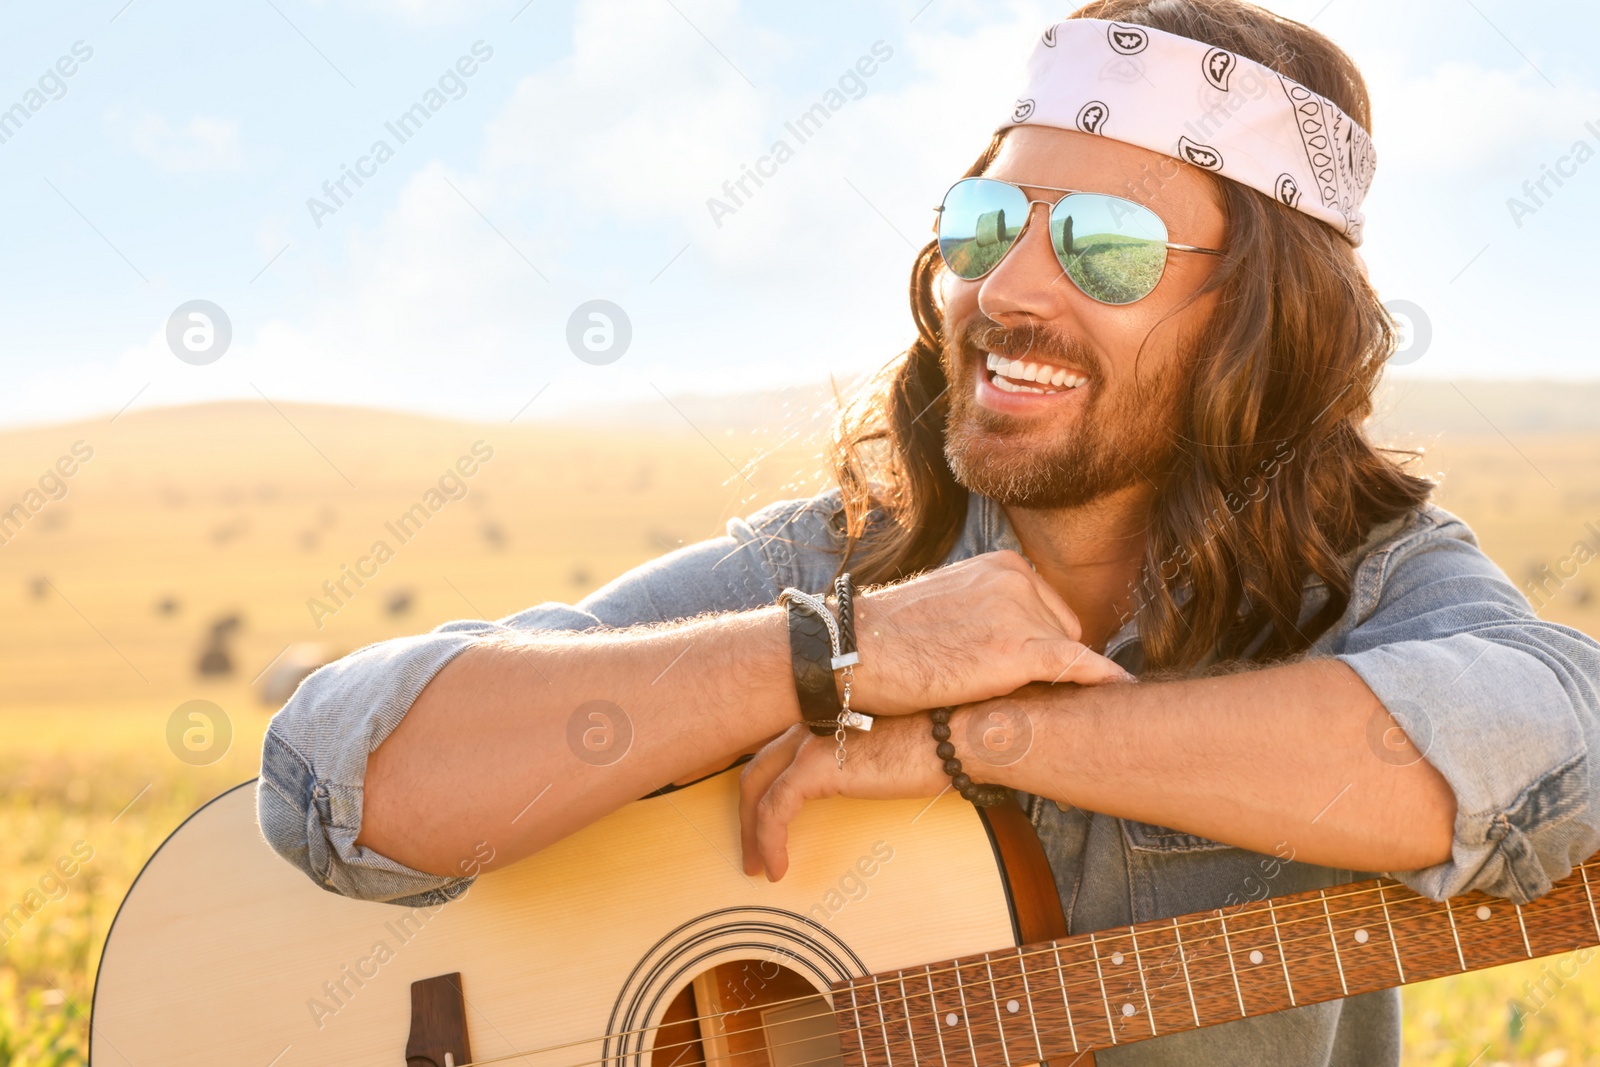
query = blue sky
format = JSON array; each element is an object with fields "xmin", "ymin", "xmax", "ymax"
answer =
[{"xmin": 0, "ymin": 0, "xmax": 1596, "ymax": 428}]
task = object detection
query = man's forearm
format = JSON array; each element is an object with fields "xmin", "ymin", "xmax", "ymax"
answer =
[
  {"xmin": 984, "ymin": 657, "xmax": 1458, "ymax": 873},
  {"xmin": 358, "ymin": 607, "xmax": 799, "ymax": 876}
]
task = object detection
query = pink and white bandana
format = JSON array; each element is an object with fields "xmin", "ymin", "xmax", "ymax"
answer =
[{"xmin": 997, "ymin": 18, "xmax": 1377, "ymax": 246}]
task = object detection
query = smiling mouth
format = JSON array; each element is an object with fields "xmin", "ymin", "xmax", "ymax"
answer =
[{"xmin": 983, "ymin": 352, "xmax": 1090, "ymax": 394}]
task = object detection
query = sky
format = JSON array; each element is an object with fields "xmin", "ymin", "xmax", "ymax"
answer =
[{"xmin": 0, "ymin": 0, "xmax": 1595, "ymax": 428}]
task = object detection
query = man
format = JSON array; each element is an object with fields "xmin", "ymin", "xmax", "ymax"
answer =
[{"xmin": 259, "ymin": 1, "xmax": 1600, "ymax": 1062}]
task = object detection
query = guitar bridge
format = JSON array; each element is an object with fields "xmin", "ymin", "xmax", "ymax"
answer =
[{"xmin": 406, "ymin": 972, "xmax": 472, "ymax": 1067}]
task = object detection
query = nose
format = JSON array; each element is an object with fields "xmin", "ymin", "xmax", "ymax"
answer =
[{"xmin": 976, "ymin": 199, "xmax": 1080, "ymax": 323}]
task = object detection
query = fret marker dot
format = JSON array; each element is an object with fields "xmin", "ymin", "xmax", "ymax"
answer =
[
  {"xmin": 945, "ymin": 1013, "xmax": 958, "ymax": 1027},
  {"xmin": 1111, "ymin": 952, "xmax": 1125, "ymax": 965},
  {"xmin": 1006, "ymin": 999, "xmax": 1020, "ymax": 1013},
  {"xmin": 1248, "ymin": 949, "xmax": 1264, "ymax": 965},
  {"xmin": 1354, "ymin": 929, "xmax": 1369, "ymax": 944},
  {"xmin": 1476, "ymin": 905, "xmax": 1492, "ymax": 921},
  {"xmin": 1121, "ymin": 1003, "xmax": 1136, "ymax": 1016}
]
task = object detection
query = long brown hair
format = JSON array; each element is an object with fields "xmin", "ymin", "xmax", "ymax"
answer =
[{"xmin": 824, "ymin": 0, "xmax": 1434, "ymax": 673}]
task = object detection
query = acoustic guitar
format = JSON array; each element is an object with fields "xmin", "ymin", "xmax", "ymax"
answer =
[{"xmin": 90, "ymin": 768, "xmax": 1600, "ymax": 1066}]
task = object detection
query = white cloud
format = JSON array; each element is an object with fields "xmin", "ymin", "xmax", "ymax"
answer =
[
  {"xmin": 1353, "ymin": 55, "xmax": 1600, "ymax": 174},
  {"xmin": 313, "ymin": 0, "xmax": 501, "ymax": 25},
  {"xmin": 114, "ymin": 110, "xmax": 244, "ymax": 172},
  {"xmin": 29, "ymin": 0, "xmax": 1597, "ymax": 432},
  {"xmin": 84, "ymin": 0, "xmax": 1065, "ymax": 421}
]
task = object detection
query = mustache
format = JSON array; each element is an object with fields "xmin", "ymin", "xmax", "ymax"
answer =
[{"xmin": 962, "ymin": 316, "xmax": 1101, "ymax": 378}]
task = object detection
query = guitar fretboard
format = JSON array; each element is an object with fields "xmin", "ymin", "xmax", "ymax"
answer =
[{"xmin": 830, "ymin": 860, "xmax": 1600, "ymax": 1063}]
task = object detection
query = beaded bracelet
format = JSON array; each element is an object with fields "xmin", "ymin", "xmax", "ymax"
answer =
[{"xmin": 929, "ymin": 706, "xmax": 1012, "ymax": 807}]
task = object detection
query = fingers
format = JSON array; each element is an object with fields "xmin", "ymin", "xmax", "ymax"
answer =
[
  {"xmin": 751, "ymin": 750, "xmax": 833, "ymax": 882},
  {"xmin": 1006, "ymin": 554, "xmax": 1085, "ymax": 644},
  {"xmin": 738, "ymin": 726, "xmax": 808, "ymax": 876},
  {"xmin": 1036, "ymin": 640, "xmax": 1137, "ymax": 686}
]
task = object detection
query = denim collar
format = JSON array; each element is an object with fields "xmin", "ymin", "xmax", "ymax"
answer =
[{"xmin": 964, "ymin": 486, "xmax": 1418, "ymax": 667}]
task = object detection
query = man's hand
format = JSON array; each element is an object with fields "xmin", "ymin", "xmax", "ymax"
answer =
[
  {"xmin": 738, "ymin": 717, "xmax": 948, "ymax": 881},
  {"xmin": 849, "ymin": 550, "xmax": 1133, "ymax": 715}
]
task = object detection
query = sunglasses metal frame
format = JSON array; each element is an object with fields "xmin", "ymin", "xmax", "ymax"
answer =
[{"xmin": 930, "ymin": 176, "xmax": 1226, "ymax": 301}]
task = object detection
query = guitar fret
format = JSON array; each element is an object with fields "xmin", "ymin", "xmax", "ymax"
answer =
[
  {"xmin": 1582, "ymin": 864, "xmax": 1600, "ymax": 940},
  {"xmin": 1012, "ymin": 948, "xmax": 1047, "ymax": 1061},
  {"xmin": 835, "ymin": 864, "xmax": 1600, "ymax": 1064},
  {"xmin": 952, "ymin": 957, "xmax": 980, "ymax": 1066},
  {"xmin": 894, "ymin": 971, "xmax": 920, "ymax": 1067},
  {"xmin": 1215, "ymin": 911, "xmax": 1248, "ymax": 1017},
  {"xmin": 921, "ymin": 966, "xmax": 949, "ymax": 1067},
  {"xmin": 1171, "ymin": 918, "xmax": 1201, "ymax": 1028},
  {"xmin": 1049, "ymin": 942, "xmax": 1080, "ymax": 1053},
  {"xmin": 981, "ymin": 953, "xmax": 1012, "ymax": 1067},
  {"xmin": 847, "ymin": 982, "xmax": 872, "ymax": 1067},
  {"xmin": 1318, "ymin": 889, "xmax": 1349, "ymax": 996},
  {"xmin": 1088, "ymin": 932, "xmax": 1119, "ymax": 1044},
  {"xmin": 1442, "ymin": 896, "xmax": 1467, "ymax": 971},
  {"xmin": 871, "ymin": 975, "xmax": 896, "ymax": 1067},
  {"xmin": 1377, "ymin": 882, "xmax": 1406, "ymax": 983},
  {"xmin": 1126, "ymin": 926, "xmax": 1156, "ymax": 1037},
  {"xmin": 1265, "ymin": 898, "xmax": 1296, "ymax": 1007}
]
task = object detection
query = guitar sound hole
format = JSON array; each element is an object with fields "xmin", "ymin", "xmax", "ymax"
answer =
[{"xmin": 650, "ymin": 960, "xmax": 844, "ymax": 1067}]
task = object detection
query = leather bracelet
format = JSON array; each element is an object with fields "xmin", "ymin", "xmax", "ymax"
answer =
[
  {"xmin": 808, "ymin": 573, "xmax": 861, "ymax": 736},
  {"xmin": 778, "ymin": 591, "xmax": 841, "ymax": 726}
]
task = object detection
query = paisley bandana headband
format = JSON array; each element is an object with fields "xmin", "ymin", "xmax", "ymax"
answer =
[{"xmin": 997, "ymin": 18, "xmax": 1377, "ymax": 246}]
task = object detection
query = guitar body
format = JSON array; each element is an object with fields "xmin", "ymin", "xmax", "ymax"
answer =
[
  {"xmin": 99, "ymin": 767, "xmax": 1600, "ymax": 1064},
  {"xmin": 91, "ymin": 771, "xmax": 1063, "ymax": 1067}
]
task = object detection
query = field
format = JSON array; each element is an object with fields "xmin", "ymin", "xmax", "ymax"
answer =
[{"xmin": 2, "ymin": 384, "xmax": 1599, "ymax": 1064}]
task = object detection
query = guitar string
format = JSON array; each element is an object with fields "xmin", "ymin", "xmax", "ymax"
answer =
[
  {"xmin": 426, "ymin": 872, "xmax": 1479, "ymax": 1061},
  {"xmin": 706, "ymin": 894, "xmax": 1600, "ymax": 1067},
  {"xmin": 837, "ymin": 898, "xmax": 1600, "ymax": 1066},
  {"xmin": 441, "ymin": 876, "xmax": 1596, "ymax": 1066},
  {"xmin": 436, "ymin": 891, "xmax": 1599, "ymax": 1067},
  {"xmin": 442, "ymin": 893, "xmax": 1600, "ymax": 1067},
  {"xmin": 650, "ymin": 894, "xmax": 1600, "ymax": 1067}
]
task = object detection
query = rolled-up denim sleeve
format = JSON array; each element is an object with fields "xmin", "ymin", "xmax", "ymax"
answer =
[
  {"xmin": 1333, "ymin": 509, "xmax": 1600, "ymax": 904},
  {"xmin": 257, "ymin": 492, "xmax": 835, "ymax": 905}
]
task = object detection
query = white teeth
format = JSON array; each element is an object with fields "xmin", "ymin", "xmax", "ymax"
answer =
[
  {"xmin": 991, "ymin": 375, "xmax": 1051, "ymax": 394},
  {"xmin": 983, "ymin": 352, "xmax": 1087, "ymax": 391}
]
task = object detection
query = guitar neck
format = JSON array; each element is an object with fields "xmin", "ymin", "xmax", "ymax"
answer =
[{"xmin": 832, "ymin": 859, "xmax": 1600, "ymax": 1063}]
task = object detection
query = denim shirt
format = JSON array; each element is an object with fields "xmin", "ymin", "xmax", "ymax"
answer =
[{"xmin": 259, "ymin": 486, "xmax": 1600, "ymax": 1065}]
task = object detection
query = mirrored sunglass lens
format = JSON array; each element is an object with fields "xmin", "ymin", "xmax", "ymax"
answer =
[
  {"xmin": 1052, "ymin": 194, "xmax": 1169, "ymax": 305},
  {"xmin": 938, "ymin": 179, "xmax": 1027, "ymax": 279}
]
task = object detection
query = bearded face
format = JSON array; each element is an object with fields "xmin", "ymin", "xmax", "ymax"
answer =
[
  {"xmin": 933, "ymin": 127, "xmax": 1224, "ymax": 512},
  {"xmin": 940, "ymin": 313, "xmax": 1198, "ymax": 509}
]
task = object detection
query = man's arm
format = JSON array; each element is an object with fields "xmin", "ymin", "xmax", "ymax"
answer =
[
  {"xmin": 259, "ymin": 482, "xmax": 1124, "ymax": 903},
  {"xmin": 358, "ymin": 608, "xmax": 801, "ymax": 877},
  {"xmin": 361, "ymin": 549, "xmax": 1128, "ymax": 879},
  {"xmin": 983, "ymin": 657, "xmax": 1457, "ymax": 872},
  {"xmin": 743, "ymin": 507, "xmax": 1600, "ymax": 903},
  {"xmin": 739, "ymin": 658, "xmax": 1451, "ymax": 879}
]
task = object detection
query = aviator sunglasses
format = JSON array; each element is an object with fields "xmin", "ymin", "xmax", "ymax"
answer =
[{"xmin": 932, "ymin": 176, "xmax": 1225, "ymax": 305}]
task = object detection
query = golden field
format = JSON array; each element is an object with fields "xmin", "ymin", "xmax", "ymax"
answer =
[{"xmin": 2, "ymin": 382, "xmax": 1599, "ymax": 1065}]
